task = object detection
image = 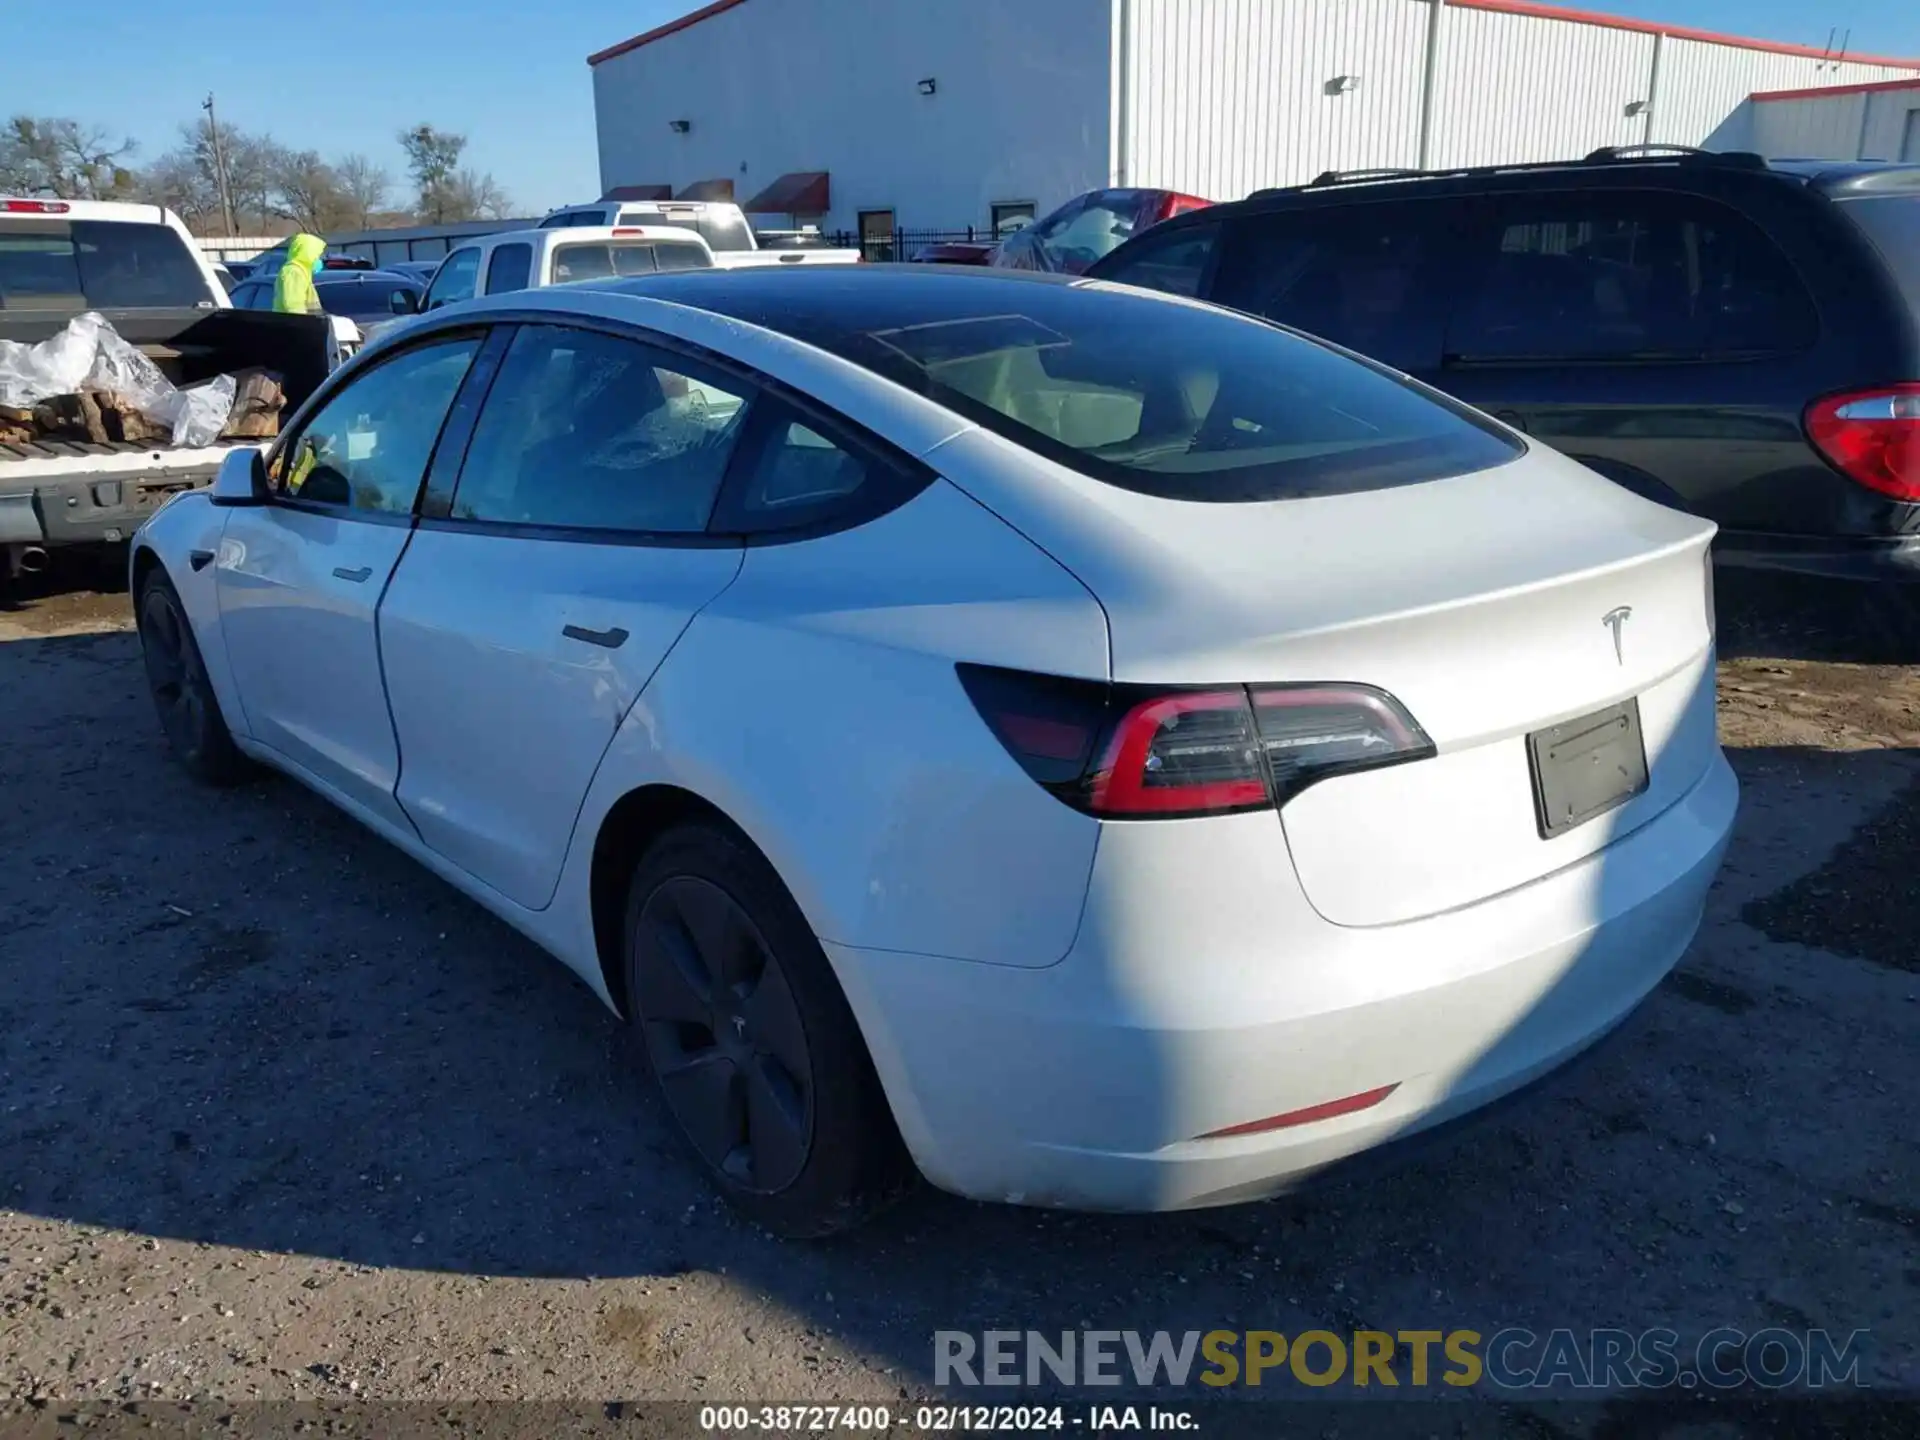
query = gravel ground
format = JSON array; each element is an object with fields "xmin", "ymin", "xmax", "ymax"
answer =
[{"xmin": 1, "ymin": 556, "xmax": 1916, "ymax": 1425}]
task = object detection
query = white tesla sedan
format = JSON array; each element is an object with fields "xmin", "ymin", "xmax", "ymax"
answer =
[{"xmin": 131, "ymin": 267, "xmax": 1737, "ymax": 1236}]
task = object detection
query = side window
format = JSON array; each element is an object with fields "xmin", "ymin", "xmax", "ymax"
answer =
[
  {"xmin": 551, "ymin": 244, "xmax": 613, "ymax": 283},
  {"xmin": 1448, "ymin": 194, "xmax": 1818, "ymax": 363},
  {"xmin": 484, "ymin": 243, "xmax": 533, "ymax": 295},
  {"xmin": 270, "ymin": 338, "xmax": 478, "ymax": 513},
  {"xmin": 423, "ymin": 247, "xmax": 481, "ymax": 310},
  {"xmin": 1094, "ymin": 222, "xmax": 1219, "ymax": 298},
  {"xmin": 447, "ymin": 324, "xmax": 750, "ymax": 533},
  {"xmin": 230, "ymin": 282, "xmax": 267, "ymax": 310},
  {"xmin": 735, "ymin": 412, "xmax": 874, "ymax": 519},
  {"xmin": 1209, "ymin": 204, "xmax": 1451, "ymax": 369}
]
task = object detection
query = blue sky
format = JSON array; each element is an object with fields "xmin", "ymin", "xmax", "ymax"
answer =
[{"xmin": 9, "ymin": 0, "xmax": 1919, "ymax": 219}]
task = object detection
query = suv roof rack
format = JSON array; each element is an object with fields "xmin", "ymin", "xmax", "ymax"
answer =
[
  {"xmin": 1246, "ymin": 148, "xmax": 1775, "ymax": 203},
  {"xmin": 1306, "ymin": 167, "xmax": 1425, "ymax": 187},
  {"xmin": 1584, "ymin": 144, "xmax": 1768, "ymax": 169}
]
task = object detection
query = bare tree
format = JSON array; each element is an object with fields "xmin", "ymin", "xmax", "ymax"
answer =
[
  {"xmin": 270, "ymin": 149, "xmax": 358, "ymax": 232},
  {"xmin": 334, "ymin": 154, "xmax": 391, "ymax": 230},
  {"xmin": 443, "ymin": 167, "xmax": 514, "ymax": 221},
  {"xmin": 0, "ymin": 116, "xmax": 137, "ymax": 199},
  {"xmin": 136, "ymin": 148, "xmax": 222, "ymax": 232}
]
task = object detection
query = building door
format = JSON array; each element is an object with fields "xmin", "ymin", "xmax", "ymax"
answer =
[
  {"xmin": 1902, "ymin": 108, "xmax": 1920, "ymax": 162},
  {"xmin": 857, "ymin": 209, "xmax": 895, "ymax": 262}
]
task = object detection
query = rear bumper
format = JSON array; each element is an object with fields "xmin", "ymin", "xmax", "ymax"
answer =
[
  {"xmin": 829, "ymin": 751, "xmax": 1738, "ymax": 1212},
  {"xmin": 1715, "ymin": 528, "xmax": 1920, "ymax": 582},
  {"xmin": 0, "ymin": 452, "xmax": 240, "ymax": 549}
]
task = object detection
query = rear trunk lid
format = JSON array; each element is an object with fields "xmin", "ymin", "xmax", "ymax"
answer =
[{"xmin": 937, "ymin": 428, "xmax": 1719, "ymax": 925}]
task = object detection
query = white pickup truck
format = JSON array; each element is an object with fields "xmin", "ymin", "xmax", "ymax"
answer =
[
  {"xmin": 417, "ymin": 224, "xmax": 724, "ymax": 312},
  {"xmin": 0, "ymin": 198, "xmax": 346, "ymax": 578},
  {"xmin": 536, "ymin": 198, "xmax": 863, "ymax": 267}
]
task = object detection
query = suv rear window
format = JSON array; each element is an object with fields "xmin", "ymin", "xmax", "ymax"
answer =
[
  {"xmin": 0, "ymin": 220, "xmax": 215, "ymax": 310},
  {"xmin": 1450, "ymin": 193, "xmax": 1818, "ymax": 362},
  {"xmin": 792, "ymin": 279, "xmax": 1521, "ymax": 501},
  {"xmin": 1842, "ymin": 196, "xmax": 1920, "ymax": 314}
]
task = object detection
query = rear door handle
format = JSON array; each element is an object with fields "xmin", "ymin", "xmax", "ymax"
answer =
[
  {"xmin": 332, "ymin": 565, "xmax": 373, "ymax": 583},
  {"xmin": 563, "ymin": 624, "xmax": 629, "ymax": 650},
  {"xmin": 189, "ymin": 548, "xmax": 214, "ymax": 572}
]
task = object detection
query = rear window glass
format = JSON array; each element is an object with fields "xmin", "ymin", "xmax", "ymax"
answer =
[
  {"xmin": 551, "ymin": 243, "xmax": 664, "ymax": 283},
  {"xmin": 0, "ymin": 221, "xmax": 215, "ymax": 310},
  {"xmin": 1843, "ymin": 196, "xmax": 1920, "ymax": 313},
  {"xmin": 775, "ymin": 279, "xmax": 1521, "ymax": 501}
]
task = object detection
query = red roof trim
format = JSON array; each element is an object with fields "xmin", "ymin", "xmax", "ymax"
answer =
[
  {"xmin": 1752, "ymin": 77, "xmax": 1920, "ymax": 103},
  {"xmin": 1450, "ymin": 0, "xmax": 1920, "ymax": 69},
  {"xmin": 592, "ymin": 0, "xmax": 1920, "ymax": 71},
  {"xmin": 589, "ymin": 0, "xmax": 750, "ymax": 66}
]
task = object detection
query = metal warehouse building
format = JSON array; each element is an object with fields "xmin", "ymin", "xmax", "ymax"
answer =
[{"xmin": 588, "ymin": 0, "xmax": 1920, "ymax": 243}]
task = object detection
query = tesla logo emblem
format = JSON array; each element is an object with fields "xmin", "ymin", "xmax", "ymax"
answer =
[
  {"xmin": 1602, "ymin": 606, "xmax": 1633, "ymax": 665},
  {"xmin": 732, "ymin": 1015, "xmax": 748, "ymax": 1039}
]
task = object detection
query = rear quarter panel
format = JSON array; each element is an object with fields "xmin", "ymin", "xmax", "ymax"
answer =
[{"xmin": 555, "ymin": 478, "xmax": 1112, "ymax": 969}]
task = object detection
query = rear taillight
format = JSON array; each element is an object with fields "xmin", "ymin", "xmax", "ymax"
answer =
[
  {"xmin": 2, "ymin": 198, "xmax": 70, "ymax": 214},
  {"xmin": 958, "ymin": 665, "xmax": 1432, "ymax": 820},
  {"xmin": 1804, "ymin": 385, "xmax": 1920, "ymax": 502}
]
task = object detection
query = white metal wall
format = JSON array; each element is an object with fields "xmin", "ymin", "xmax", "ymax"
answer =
[
  {"xmin": 592, "ymin": 0, "xmax": 1112, "ymax": 233},
  {"xmin": 1737, "ymin": 84, "xmax": 1920, "ymax": 160},
  {"xmin": 1651, "ymin": 41, "xmax": 1902, "ymax": 147},
  {"xmin": 1119, "ymin": 0, "xmax": 1920, "ymax": 200},
  {"xmin": 1124, "ymin": 0, "xmax": 1428, "ymax": 197}
]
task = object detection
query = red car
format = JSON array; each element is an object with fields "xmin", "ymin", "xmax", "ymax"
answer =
[{"xmin": 914, "ymin": 188, "xmax": 1212, "ymax": 271}]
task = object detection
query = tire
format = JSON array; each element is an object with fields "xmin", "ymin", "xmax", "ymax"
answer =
[
  {"xmin": 136, "ymin": 569, "xmax": 251, "ymax": 786},
  {"xmin": 623, "ymin": 821, "xmax": 912, "ymax": 1237}
]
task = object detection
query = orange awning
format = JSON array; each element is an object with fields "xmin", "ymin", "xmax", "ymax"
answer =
[{"xmin": 742, "ymin": 171, "xmax": 830, "ymax": 216}]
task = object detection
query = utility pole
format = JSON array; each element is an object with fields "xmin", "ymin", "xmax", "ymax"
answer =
[{"xmin": 202, "ymin": 93, "xmax": 236, "ymax": 237}]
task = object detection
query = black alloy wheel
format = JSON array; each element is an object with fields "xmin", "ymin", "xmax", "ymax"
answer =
[
  {"xmin": 633, "ymin": 876, "xmax": 814, "ymax": 1193},
  {"xmin": 623, "ymin": 822, "xmax": 911, "ymax": 1236},
  {"xmin": 136, "ymin": 571, "xmax": 249, "ymax": 785}
]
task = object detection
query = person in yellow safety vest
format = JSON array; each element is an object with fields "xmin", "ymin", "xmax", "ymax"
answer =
[{"xmin": 272, "ymin": 233, "xmax": 327, "ymax": 314}]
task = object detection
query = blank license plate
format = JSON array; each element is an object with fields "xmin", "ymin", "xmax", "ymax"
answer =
[{"xmin": 1527, "ymin": 698, "xmax": 1649, "ymax": 839}]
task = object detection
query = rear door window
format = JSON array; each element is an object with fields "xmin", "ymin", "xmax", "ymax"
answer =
[
  {"xmin": 447, "ymin": 324, "xmax": 750, "ymax": 533},
  {"xmin": 1841, "ymin": 195, "xmax": 1920, "ymax": 313},
  {"xmin": 1207, "ymin": 202, "xmax": 1457, "ymax": 370},
  {"xmin": 485, "ymin": 242, "xmax": 533, "ymax": 294},
  {"xmin": 1447, "ymin": 192, "xmax": 1818, "ymax": 363}
]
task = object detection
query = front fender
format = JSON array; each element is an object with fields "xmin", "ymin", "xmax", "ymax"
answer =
[{"xmin": 132, "ymin": 493, "xmax": 247, "ymax": 741}]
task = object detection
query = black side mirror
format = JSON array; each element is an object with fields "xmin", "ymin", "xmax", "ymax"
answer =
[
  {"xmin": 208, "ymin": 447, "xmax": 270, "ymax": 507},
  {"xmin": 390, "ymin": 288, "xmax": 420, "ymax": 315}
]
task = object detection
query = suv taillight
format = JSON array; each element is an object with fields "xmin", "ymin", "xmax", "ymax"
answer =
[
  {"xmin": 1805, "ymin": 385, "xmax": 1920, "ymax": 502},
  {"xmin": 958, "ymin": 665, "xmax": 1433, "ymax": 819},
  {"xmin": 2, "ymin": 199, "xmax": 70, "ymax": 214}
]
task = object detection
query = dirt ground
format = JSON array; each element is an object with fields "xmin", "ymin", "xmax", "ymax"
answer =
[{"xmin": 1, "ymin": 556, "xmax": 1916, "ymax": 1425}]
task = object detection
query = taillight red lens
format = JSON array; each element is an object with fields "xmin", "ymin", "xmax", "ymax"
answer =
[
  {"xmin": 1805, "ymin": 385, "xmax": 1920, "ymax": 502},
  {"xmin": 1089, "ymin": 689, "xmax": 1269, "ymax": 816},
  {"xmin": 2, "ymin": 198, "xmax": 71, "ymax": 214},
  {"xmin": 957, "ymin": 666, "xmax": 1432, "ymax": 820}
]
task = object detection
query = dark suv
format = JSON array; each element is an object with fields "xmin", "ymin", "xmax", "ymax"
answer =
[{"xmin": 1088, "ymin": 148, "xmax": 1920, "ymax": 581}]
